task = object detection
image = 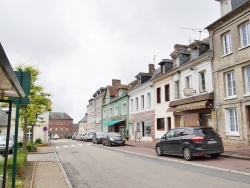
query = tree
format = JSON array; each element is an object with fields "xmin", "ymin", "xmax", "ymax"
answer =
[{"xmin": 16, "ymin": 64, "xmax": 52, "ymax": 152}]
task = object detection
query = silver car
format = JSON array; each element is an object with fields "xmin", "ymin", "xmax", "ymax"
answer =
[
  {"xmin": 84, "ymin": 132, "xmax": 95, "ymax": 142},
  {"xmin": 0, "ymin": 134, "xmax": 14, "ymax": 154}
]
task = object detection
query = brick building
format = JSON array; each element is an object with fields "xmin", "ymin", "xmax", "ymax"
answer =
[{"xmin": 48, "ymin": 112, "xmax": 73, "ymax": 139}]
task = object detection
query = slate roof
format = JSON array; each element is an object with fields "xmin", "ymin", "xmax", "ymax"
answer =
[{"xmin": 49, "ymin": 112, "xmax": 73, "ymax": 120}]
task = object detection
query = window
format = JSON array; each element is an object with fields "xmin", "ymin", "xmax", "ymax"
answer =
[
  {"xmin": 157, "ymin": 118, "xmax": 165, "ymax": 130},
  {"xmin": 135, "ymin": 97, "xmax": 139, "ymax": 111},
  {"xmin": 114, "ymin": 105, "xmax": 118, "ymax": 116},
  {"xmin": 199, "ymin": 71, "xmax": 206, "ymax": 92},
  {"xmin": 225, "ymin": 71, "xmax": 236, "ymax": 97},
  {"xmin": 174, "ymin": 81, "xmax": 180, "ymax": 99},
  {"xmin": 165, "ymin": 84, "xmax": 170, "ymax": 101},
  {"xmin": 185, "ymin": 76, "xmax": 190, "ymax": 88},
  {"xmin": 49, "ymin": 127, "xmax": 52, "ymax": 131},
  {"xmin": 157, "ymin": 87, "xmax": 161, "ymax": 103},
  {"xmin": 225, "ymin": 108, "xmax": 239, "ymax": 135},
  {"xmin": 121, "ymin": 102, "xmax": 126, "ymax": 115},
  {"xmin": 141, "ymin": 95, "xmax": 144, "ymax": 109},
  {"xmin": 130, "ymin": 99, "xmax": 134, "ymax": 112},
  {"xmin": 245, "ymin": 66, "xmax": 250, "ymax": 94},
  {"xmin": 144, "ymin": 121, "xmax": 151, "ymax": 137},
  {"xmin": 223, "ymin": 32, "xmax": 232, "ymax": 55},
  {"xmin": 240, "ymin": 22, "xmax": 250, "ymax": 47},
  {"xmin": 109, "ymin": 107, "xmax": 113, "ymax": 117},
  {"xmin": 103, "ymin": 109, "xmax": 106, "ymax": 118},
  {"xmin": 147, "ymin": 93, "xmax": 151, "ymax": 108},
  {"xmin": 66, "ymin": 128, "xmax": 68, "ymax": 131},
  {"xmin": 55, "ymin": 128, "xmax": 58, "ymax": 131},
  {"xmin": 61, "ymin": 128, "xmax": 63, "ymax": 131}
]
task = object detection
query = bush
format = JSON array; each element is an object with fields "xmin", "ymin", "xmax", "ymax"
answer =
[
  {"xmin": 0, "ymin": 149, "xmax": 27, "ymax": 187},
  {"xmin": 35, "ymin": 138, "xmax": 42, "ymax": 145},
  {"xmin": 17, "ymin": 141, "xmax": 23, "ymax": 149},
  {"xmin": 26, "ymin": 142, "xmax": 37, "ymax": 152}
]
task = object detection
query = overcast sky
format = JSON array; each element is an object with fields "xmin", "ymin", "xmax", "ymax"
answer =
[{"xmin": 0, "ymin": 0, "xmax": 220, "ymax": 123}]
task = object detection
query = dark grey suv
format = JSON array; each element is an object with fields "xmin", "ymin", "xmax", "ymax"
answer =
[{"xmin": 155, "ymin": 126, "xmax": 224, "ymax": 161}]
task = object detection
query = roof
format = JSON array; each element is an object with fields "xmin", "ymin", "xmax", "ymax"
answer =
[
  {"xmin": 49, "ymin": 112, "xmax": 73, "ymax": 120},
  {"xmin": 107, "ymin": 86, "xmax": 119, "ymax": 97},
  {"xmin": 0, "ymin": 43, "xmax": 25, "ymax": 98}
]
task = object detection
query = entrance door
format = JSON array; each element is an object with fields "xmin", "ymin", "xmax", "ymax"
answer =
[{"xmin": 203, "ymin": 114, "xmax": 212, "ymax": 127}]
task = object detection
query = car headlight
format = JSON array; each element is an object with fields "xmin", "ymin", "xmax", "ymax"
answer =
[{"xmin": 110, "ymin": 138, "xmax": 114, "ymax": 141}]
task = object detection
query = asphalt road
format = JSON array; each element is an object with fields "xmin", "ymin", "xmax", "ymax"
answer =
[{"xmin": 52, "ymin": 139, "xmax": 250, "ymax": 188}]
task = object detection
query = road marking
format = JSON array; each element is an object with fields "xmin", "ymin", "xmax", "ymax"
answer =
[
  {"xmin": 55, "ymin": 146, "xmax": 60, "ymax": 148},
  {"xmin": 71, "ymin": 145, "xmax": 76, "ymax": 147},
  {"xmin": 63, "ymin": 145, "xmax": 69, "ymax": 147}
]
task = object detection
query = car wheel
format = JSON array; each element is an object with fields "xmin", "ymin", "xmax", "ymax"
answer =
[
  {"xmin": 102, "ymin": 140, "xmax": 105, "ymax": 145},
  {"xmin": 108, "ymin": 141, "xmax": 111, "ymax": 147},
  {"xmin": 183, "ymin": 147, "xmax": 193, "ymax": 161},
  {"xmin": 9, "ymin": 149, "xmax": 13, "ymax": 154},
  {"xmin": 156, "ymin": 145, "xmax": 163, "ymax": 156},
  {"xmin": 210, "ymin": 153, "xmax": 220, "ymax": 158}
]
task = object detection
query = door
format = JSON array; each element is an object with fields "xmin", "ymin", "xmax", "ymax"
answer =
[
  {"xmin": 172, "ymin": 128, "xmax": 185, "ymax": 155},
  {"xmin": 203, "ymin": 114, "xmax": 212, "ymax": 127},
  {"xmin": 161, "ymin": 129, "xmax": 175, "ymax": 154}
]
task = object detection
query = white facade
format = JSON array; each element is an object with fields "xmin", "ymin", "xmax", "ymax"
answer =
[
  {"xmin": 128, "ymin": 81, "xmax": 154, "ymax": 141},
  {"xmin": 153, "ymin": 76, "xmax": 174, "ymax": 139},
  {"xmin": 172, "ymin": 60, "xmax": 213, "ymax": 100}
]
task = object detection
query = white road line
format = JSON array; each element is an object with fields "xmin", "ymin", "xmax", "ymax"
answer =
[
  {"xmin": 63, "ymin": 145, "xmax": 69, "ymax": 147},
  {"xmin": 70, "ymin": 145, "xmax": 76, "ymax": 147},
  {"xmin": 55, "ymin": 146, "xmax": 60, "ymax": 148}
]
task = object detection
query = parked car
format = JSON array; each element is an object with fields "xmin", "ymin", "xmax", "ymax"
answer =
[
  {"xmin": 53, "ymin": 134, "xmax": 59, "ymax": 140},
  {"xmin": 79, "ymin": 133, "xmax": 84, "ymax": 141},
  {"xmin": 155, "ymin": 126, "xmax": 224, "ymax": 161},
  {"xmin": 102, "ymin": 132, "xmax": 125, "ymax": 146},
  {"xmin": 67, "ymin": 133, "xmax": 73, "ymax": 139},
  {"xmin": 0, "ymin": 134, "xmax": 14, "ymax": 154},
  {"xmin": 84, "ymin": 132, "xmax": 95, "ymax": 142},
  {"xmin": 72, "ymin": 132, "xmax": 78, "ymax": 140},
  {"xmin": 92, "ymin": 132, "xmax": 106, "ymax": 144},
  {"xmin": 76, "ymin": 133, "xmax": 82, "ymax": 141}
]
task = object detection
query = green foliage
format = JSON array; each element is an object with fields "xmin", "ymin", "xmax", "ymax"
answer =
[
  {"xmin": 16, "ymin": 64, "xmax": 52, "ymax": 128},
  {"xmin": 26, "ymin": 142, "xmax": 37, "ymax": 152},
  {"xmin": 35, "ymin": 138, "xmax": 42, "ymax": 144},
  {"xmin": 17, "ymin": 141, "xmax": 23, "ymax": 148},
  {"xmin": 0, "ymin": 149, "xmax": 27, "ymax": 186}
]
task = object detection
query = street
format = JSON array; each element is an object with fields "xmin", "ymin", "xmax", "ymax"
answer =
[{"xmin": 51, "ymin": 139, "xmax": 250, "ymax": 188}]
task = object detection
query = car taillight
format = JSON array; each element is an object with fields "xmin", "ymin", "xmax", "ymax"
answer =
[
  {"xmin": 218, "ymin": 135, "xmax": 222, "ymax": 140},
  {"xmin": 191, "ymin": 136, "xmax": 204, "ymax": 143}
]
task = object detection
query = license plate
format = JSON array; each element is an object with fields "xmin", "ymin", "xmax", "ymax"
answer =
[{"xmin": 207, "ymin": 140, "xmax": 217, "ymax": 144}]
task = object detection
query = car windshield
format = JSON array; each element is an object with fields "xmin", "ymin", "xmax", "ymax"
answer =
[
  {"xmin": 108, "ymin": 133, "xmax": 121, "ymax": 137},
  {"xmin": 194, "ymin": 128, "xmax": 217, "ymax": 136},
  {"xmin": 89, "ymin": 132, "xmax": 94, "ymax": 135}
]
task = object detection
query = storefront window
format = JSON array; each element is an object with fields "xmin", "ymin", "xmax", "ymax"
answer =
[{"xmin": 144, "ymin": 121, "xmax": 151, "ymax": 137}]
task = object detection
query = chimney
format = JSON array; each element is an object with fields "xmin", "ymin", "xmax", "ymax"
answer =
[
  {"xmin": 112, "ymin": 79, "xmax": 121, "ymax": 87},
  {"xmin": 148, "ymin": 64, "xmax": 155, "ymax": 74}
]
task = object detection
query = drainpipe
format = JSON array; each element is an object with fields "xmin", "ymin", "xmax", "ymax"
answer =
[{"xmin": 208, "ymin": 31, "xmax": 218, "ymax": 132}]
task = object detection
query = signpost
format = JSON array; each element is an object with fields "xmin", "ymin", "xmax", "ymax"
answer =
[
  {"xmin": 43, "ymin": 126, "xmax": 48, "ymax": 144},
  {"xmin": 8, "ymin": 69, "xmax": 31, "ymax": 188}
]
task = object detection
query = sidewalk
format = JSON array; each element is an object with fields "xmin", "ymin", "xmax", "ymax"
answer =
[
  {"xmin": 27, "ymin": 145, "xmax": 70, "ymax": 188},
  {"xmin": 125, "ymin": 140, "xmax": 250, "ymax": 160}
]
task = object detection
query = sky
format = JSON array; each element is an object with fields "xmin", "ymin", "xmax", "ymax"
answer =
[{"xmin": 0, "ymin": 0, "xmax": 220, "ymax": 123}]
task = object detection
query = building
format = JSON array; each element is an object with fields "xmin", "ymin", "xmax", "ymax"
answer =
[
  {"xmin": 78, "ymin": 113, "xmax": 87, "ymax": 134},
  {"xmin": 87, "ymin": 87, "xmax": 105, "ymax": 132},
  {"xmin": 168, "ymin": 40, "xmax": 214, "ymax": 128},
  {"xmin": 206, "ymin": 0, "xmax": 250, "ymax": 146},
  {"xmin": 48, "ymin": 112, "xmax": 73, "ymax": 139},
  {"xmin": 128, "ymin": 64, "xmax": 155, "ymax": 141},
  {"xmin": 102, "ymin": 79, "xmax": 137, "ymax": 137},
  {"xmin": 151, "ymin": 60, "xmax": 174, "ymax": 140}
]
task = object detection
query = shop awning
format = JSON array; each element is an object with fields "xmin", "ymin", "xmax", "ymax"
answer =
[
  {"xmin": 167, "ymin": 100, "xmax": 210, "ymax": 112},
  {"xmin": 103, "ymin": 120, "xmax": 124, "ymax": 126}
]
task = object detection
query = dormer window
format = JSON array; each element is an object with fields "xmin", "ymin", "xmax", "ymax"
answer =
[{"xmin": 119, "ymin": 89, "xmax": 123, "ymax": 96}]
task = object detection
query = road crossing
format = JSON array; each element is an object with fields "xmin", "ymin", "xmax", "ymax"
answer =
[{"xmin": 55, "ymin": 143, "xmax": 93, "ymax": 149}]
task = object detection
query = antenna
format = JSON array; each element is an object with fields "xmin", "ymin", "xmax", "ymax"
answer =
[
  {"xmin": 153, "ymin": 55, "xmax": 156, "ymax": 67},
  {"xmin": 180, "ymin": 28, "xmax": 207, "ymax": 41}
]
